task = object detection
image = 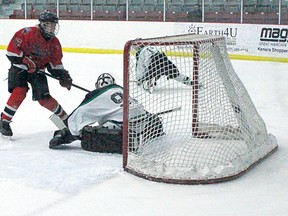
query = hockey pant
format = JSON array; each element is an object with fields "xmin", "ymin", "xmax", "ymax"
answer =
[{"xmin": 143, "ymin": 52, "xmax": 180, "ymax": 83}]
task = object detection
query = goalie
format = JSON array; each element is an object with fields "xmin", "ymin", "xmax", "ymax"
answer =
[
  {"xmin": 49, "ymin": 73, "xmax": 164, "ymax": 153},
  {"xmin": 136, "ymin": 46, "xmax": 193, "ymax": 93}
]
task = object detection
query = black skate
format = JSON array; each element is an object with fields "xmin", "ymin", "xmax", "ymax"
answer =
[
  {"xmin": 49, "ymin": 128, "xmax": 76, "ymax": 149},
  {"xmin": 0, "ymin": 119, "xmax": 13, "ymax": 137}
]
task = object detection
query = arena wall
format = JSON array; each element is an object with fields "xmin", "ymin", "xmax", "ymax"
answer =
[{"xmin": 0, "ymin": 19, "xmax": 287, "ymax": 62}]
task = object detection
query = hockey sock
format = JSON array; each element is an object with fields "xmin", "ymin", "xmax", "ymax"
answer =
[
  {"xmin": 1, "ymin": 86, "xmax": 28, "ymax": 121},
  {"xmin": 38, "ymin": 96, "xmax": 68, "ymax": 121}
]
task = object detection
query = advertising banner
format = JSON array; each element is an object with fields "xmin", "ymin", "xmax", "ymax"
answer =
[{"xmin": 175, "ymin": 23, "xmax": 288, "ymax": 59}]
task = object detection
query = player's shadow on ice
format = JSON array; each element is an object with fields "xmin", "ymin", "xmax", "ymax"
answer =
[
  {"xmin": 49, "ymin": 140, "xmax": 83, "ymax": 151},
  {"xmin": 50, "ymin": 144, "xmax": 81, "ymax": 150}
]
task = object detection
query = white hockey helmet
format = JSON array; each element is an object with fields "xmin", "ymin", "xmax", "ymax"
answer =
[{"xmin": 95, "ymin": 73, "xmax": 115, "ymax": 89}]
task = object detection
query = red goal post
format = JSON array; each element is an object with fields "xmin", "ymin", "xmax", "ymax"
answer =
[{"xmin": 122, "ymin": 33, "xmax": 278, "ymax": 184}]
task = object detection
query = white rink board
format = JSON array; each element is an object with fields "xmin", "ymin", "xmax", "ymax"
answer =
[{"xmin": 0, "ymin": 19, "xmax": 287, "ymax": 59}]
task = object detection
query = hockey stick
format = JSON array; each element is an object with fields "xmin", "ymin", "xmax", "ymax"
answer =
[
  {"xmin": 156, "ymin": 106, "xmax": 181, "ymax": 115},
  {"xmin": 50, "ymin": 106, "xmax": 182, "ymax": 129},
  {"xmin": 39, "ymin": 71, "xmax": 90, "ymax": 93},
  {"xmin": 130, "ymin": 106, "xmax": 181, "ymax": 122}
]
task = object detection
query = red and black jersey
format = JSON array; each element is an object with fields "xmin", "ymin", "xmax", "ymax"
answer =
[{"xmin": 6, "ymin": 26, "xmax": 64, "ymax": 70}]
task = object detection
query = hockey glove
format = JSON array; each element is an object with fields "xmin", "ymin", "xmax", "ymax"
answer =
[
  {"xmin": 59, "ymin": 70, "xmax": 73, "ymax": 90},
  {"xmin": 22, "ymin": 56, "xmax": 37, "ymax": 73}
]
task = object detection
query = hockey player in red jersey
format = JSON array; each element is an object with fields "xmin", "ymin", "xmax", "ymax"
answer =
[{"xmin": 0, "ymin": 11, "xmax": 73, "ymax": 138}]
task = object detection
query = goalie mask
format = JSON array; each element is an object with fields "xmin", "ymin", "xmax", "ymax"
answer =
[
  {"xmin": 38, "ymin": 11, "xmax": 59, "ymax": 39},
  {"xmin": 95, "ymin": 73, "xmax": 115, "ymax": 89}
]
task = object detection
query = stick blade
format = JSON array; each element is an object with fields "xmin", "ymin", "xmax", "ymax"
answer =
[{"xmin": 49, "ymin": 114, "xmax": 67, "ymax": 130}]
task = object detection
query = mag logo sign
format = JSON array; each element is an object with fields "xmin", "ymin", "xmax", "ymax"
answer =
[
  {"xmin": 258, "ymin": 27, "xmax": 288, "ymax": 55},
  {"xmin": 260, "ymin": 28, "xmax": 288, "ymax": 43}
]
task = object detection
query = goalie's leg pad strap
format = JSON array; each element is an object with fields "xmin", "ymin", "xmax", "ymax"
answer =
[{"xmin": 81, "ymin": 126, "xmax": 122, "ymax": 154}]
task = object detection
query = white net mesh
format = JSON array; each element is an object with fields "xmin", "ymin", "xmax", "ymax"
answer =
[{"xmin": 123, "ymin": 34, "xmax": 278, "ymax": 184}]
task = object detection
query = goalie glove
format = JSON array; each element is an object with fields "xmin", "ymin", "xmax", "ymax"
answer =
[
  {"xmin": 22, "ymin": 56, "xmax": 37, "ymax": 73},
  {"xmin": 59, "ymin": 70, "xmax": 73, "ymax": 90}
]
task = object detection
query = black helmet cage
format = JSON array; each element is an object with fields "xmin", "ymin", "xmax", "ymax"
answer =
[
  {"xmin": 95, "ymin": 73, "xmax": 115, "ymax": 89},
  {"xmin": 38, "ymin": 11, "xmax": 59, "ymax": 39}
]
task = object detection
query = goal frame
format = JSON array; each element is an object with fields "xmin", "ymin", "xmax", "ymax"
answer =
[{"xmin": 122, "ymin": 33, "xmax": 278, "ymax": 184}]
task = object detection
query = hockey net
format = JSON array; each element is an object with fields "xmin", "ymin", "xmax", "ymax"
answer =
[{"xmin": 122, "ymin": 33, "xmax": 278, "ymax": 184}]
